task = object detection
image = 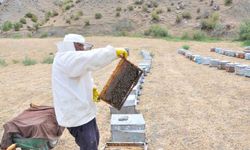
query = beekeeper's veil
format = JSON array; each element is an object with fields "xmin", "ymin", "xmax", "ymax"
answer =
[{"xmin": 56, "ymin": 34, "xmax": 85, "ymax": 52}]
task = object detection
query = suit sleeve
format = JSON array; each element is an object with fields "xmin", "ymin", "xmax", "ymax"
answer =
[{"xmin": 58, "ymin": 45, "xmax": 117, "ymax": 78}]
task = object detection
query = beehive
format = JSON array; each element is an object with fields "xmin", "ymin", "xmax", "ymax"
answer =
[
  {"xmin": 235, "ymin": 65, "xmax": 247, "ymax": 76},
  {"xmin": 236, "ymin": 52, "xmax": 245, "ymax": 59},
  {"xmin": 194, "ymin": 55, "xmax": 203, "ymax": 64},
  {"xmin": 228, "ymin": 51, "xmax": 236, "ymax": 57},
  {"xmin": 111, "ymin": 114, "xmax": 145, "ymax": 142},
  {"xmin": 215, "ymin": 48, "xmax": 222, "ymax": 53},
  {"xmin": 209, "ymin": 59, "xmax": 220, "ymax": 67},
  {"xmin": 217, "ymin": 61, "xmax": 230, "ymax": 70},
  {"xmin": 99, "ymin": 58, "xmax": 143, "ymax": 110},
  {"xmin": 110, "ymin": 94, "xmax": 138, "ymax": 114},
  {"xmin": 225, "ymin": 63, "xmax": 239, "ymax": 73},
  {"xmin": 245, "ymin": 53, "xmax": 250, "ymax": 60},
  {"xmin": 202, "ymin": 57, "xmax": 212, "ymax": 65},
  {"xmin": 210, "ymin": 48, "xmax": 215, "ymax": 52},
  {"xmin": 245, "ymin": 67, "xmax": 250, "ymax": 77}
]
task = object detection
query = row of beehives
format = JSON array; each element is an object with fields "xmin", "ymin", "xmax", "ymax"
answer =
[
  {"xmin": 178, "ymin": 49, "xmax": 250, "ymax": 77},
  {"xmin": 109, "ymin": 50, "xmax": 152, "ymax": 144},
  {"xmin": 210, "ymin": 47, "xmax": 250, "ymax": 60}
]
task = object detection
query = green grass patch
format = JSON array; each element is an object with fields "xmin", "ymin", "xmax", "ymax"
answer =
[
  {"xmin": 1, "ymin": 21, "xmax": 13, "ymax": 32},
  {"xmin": 42, "ymin": 55, "xmax": 54, "ymax": 64},
  {"xmin": 95, "ymin": 13, "xmax": 102, "ymax": 19},
  {"xmin": 22, "ymin": 56, "xmax": 37, "ymax": 66},
  {"xmin": 12, "ymin": 59, "xmax": 19, "ymax": 64},
  {"xmin": 144, "ymin": 25, "xmax": 169, "ymax": 38},
  {"xmin": 0, "ymin": 58, "xmax": 7, "ymax": 67},
  {"xmin": 182, "ymin": 45, "xmax": 190, "ymax": 50},
  {"xmin": 225, "ymin": 0, "xmax": 232, "ymax": 6},
  {"xmin": 239, "ymin": 20, "xmax": 250, "ymax": 41},
  {"xmin": 40, "ymin": 32, "xmax": 48, "ymax": 38},
  {"xmin": 201, "ymin": 12, "xmax": 219, "ymax": 31},
  {"xmin": 242, "ymin": 40, "xmax": 250, "ymax": 46}
]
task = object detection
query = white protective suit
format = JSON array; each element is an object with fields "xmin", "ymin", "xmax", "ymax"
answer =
[{"xmin": 52, "ymin": 37, "xmax": 117, "ymax": 127}]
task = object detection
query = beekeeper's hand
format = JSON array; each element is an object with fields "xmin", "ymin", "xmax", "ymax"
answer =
[
  {"xmin": 93, "ymin": 87, "xmax": 100, "ymax": 103},
  {"xmin": 116, "ymin": 48, "xmax": 128, "ymax": 58}
]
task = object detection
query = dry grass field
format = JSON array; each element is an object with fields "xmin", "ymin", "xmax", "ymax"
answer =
[{"xmin": 0, "ymin": 37, "xmax": 249, "ymax": 150}]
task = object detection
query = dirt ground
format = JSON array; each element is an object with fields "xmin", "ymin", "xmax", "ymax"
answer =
[{"xmin": 0, "ymin": 37, "xmax": 249, "ymax": 150}]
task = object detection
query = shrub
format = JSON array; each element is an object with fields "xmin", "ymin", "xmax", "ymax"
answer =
[
  {"xmin": 224, "ymin": 0, "xmax": 232, "ymax": 6},
  {"xmin": 13, "ymin": 22, "xmax": 23, "ymax": 31},
  {"xmin": 201, "ymin": 12, "xmax": 219, "ymax": 30},
  {"xmin": 181, "ymin": 32, "xmax": 190, "ymax": 40},
  {"xmin": 12, "ymin": 59, "xmax": 19, "ymax": 64},
  {"xmin": 116, "ymin": 12, "xmax": 120, "ymax": 17},
  {"xmin": 95, "ymin": 13, "xmax": 102, "ymax": 19},
  {"xmin": 151, "ymin": 11, "xmax": 160, "ymax": 21},
  {"xmin": 77, "ymin": 10, "xmax": 83, "ymax": 16},
  {"xmin": 243, "ymin": 40, "xmax": 250, "ymax": 46},
  {"xmin": 20, "ymin": 18, "xmax": 26, "ymax": 24},
  {"xmin": 128, "ymin": 5, "xmax": 134, "ymax": 11},
  {"xmin": 73, "ymin": 15, "xmax": 79, "ymax": 20},
  {"xmin": 116, "ymin": 7, "xmax": 122, "ymax": 11},
  {"xmin": 152, "ymin": 1, "xmax": 158, "ymax": 7},
  {"xmin": 40, "ymin": 32, "xmax": 48, "ymax": 38},
  {"xmin": 46, "ymin": 11, "xmax": 52, "ymax": 18},
  {"xmin": 182, "ymin": 11, "xmax": 191, "ymax": 19},
  {"xmin": 239, "ymin": 20, "xmax": 250, "ymax": 41},
  {"xmin": 63, "ymin": 0, "xmax": 73, "ymax": 4},
  {"xmin": 84, "ymin": 20, "xmax": 90, "ymax": 26},
  {"xmin": 33, "ymin": 23, "xmax": 39, "ymax": 31},
  {"xmin": 134, "ymin": 0, "xmax": 143, "ymax": 5},
  {"xmin": 197, "ymin": 8, "xmax": 201, "ymax": 13},
  {"xmin": 114, "ymin": 19, "xmax": 133, "ymax": 34},
  {"xmin": 192, "ymin": 31, "xmax": 207, "ymax": 41},
  {"xmin": 144, "ymin": 25, "xmax": 169, "ymax": 37},
  {"xmin": 182, "ymin": 45, "xmax": 190, "ymax": 50},
  {"xmin": 63, "ymin": 4, "xmax": 72, "ymax": 11},
  {"xmin": 12, "ymin": 34, "xmax": 22, "ymax": 39},
  {"xmin": 42, "ymin": 55, "xmax": 54, "ymax": 64},
  {"xmin": 0, "ymin": 58, "xmax": 7, "ymax": 67},
  {"xmin": 22, "ymin": 56, "xmax": 37, "ymax": 66},
  {"xmin": 66, "ymin": 19, "xmax": 71, "ymax": 24},
  {"xmin": 31, "ymin": 15, "xmax": 38, "ymax": 22},
  {"xmin": 25, "ymin": 12, "xmax": 33, "ymax": 18},
  {"xmin": 52, "ymin": 10, "xmax": 59, "ymax": 17},
  {"xmin": 1, "ymin": 21, "xmax": 13, "ymax": 32},
  {"xmin": 142, "ymin": 5, "xmax": 148, "ymax": 12},
  {"xmin": 156, "ymin": 8, "xmax": 163, "ymax": 14},
  {"xmin": 176, "ymin": 15, "xmax": 182, "ymax": 23}
]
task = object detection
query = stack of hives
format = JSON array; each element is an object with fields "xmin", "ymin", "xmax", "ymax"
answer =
[
  {"xmin": 177, "ymin": 48, "xmax": 250, "ymax": 78},
  {"xmin": 210, "ymin": 47, "xmax": 250, "ymax": 60},
  {"xmin": 105, "ymin": 50, "xmax": 152, "ymax": 149}
]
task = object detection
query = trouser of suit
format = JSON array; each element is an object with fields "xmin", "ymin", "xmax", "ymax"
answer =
[{"xmin": 67, "ymin": 118, "xmax": 99, "ymax": 150}]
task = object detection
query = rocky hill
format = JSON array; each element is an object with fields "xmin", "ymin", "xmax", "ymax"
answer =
[{"xmin": 0, "ymin": 0, "xmax": 250, "ymax": 38}]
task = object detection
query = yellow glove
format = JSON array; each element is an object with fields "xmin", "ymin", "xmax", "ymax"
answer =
[
  {"xmin": 93, "ymin": 87, "xmax": 100, "ymax": 102},
  {"xmin": 116, "ymin": 48, "xmax": 128, "ymax": 58}
]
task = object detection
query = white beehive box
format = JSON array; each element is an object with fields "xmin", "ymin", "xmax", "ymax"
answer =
[
  {"xmin": 110, "ymin": 94, "xmax": 138, "ymax": 114},
  {"xmin": 111, "ymin": 114, "xmax": 146, "ymax": 142}
]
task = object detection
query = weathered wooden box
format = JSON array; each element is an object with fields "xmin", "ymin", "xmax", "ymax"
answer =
[{"xmin": 103, "ymin": 142, "xmax": 148, "ymax": 150}]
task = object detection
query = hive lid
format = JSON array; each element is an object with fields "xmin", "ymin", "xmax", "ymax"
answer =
[
  {"xmin": 111, "ymin": 114, "xmax": 145, "ymax": 125},
  {"xmin": 99, "ymin": 58, "xmax": 143, "ymax": 110}
]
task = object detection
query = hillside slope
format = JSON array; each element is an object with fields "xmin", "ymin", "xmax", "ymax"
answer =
[{"xmin": 0, "ymin": 0, "xmax": 250, "ymax": 38}]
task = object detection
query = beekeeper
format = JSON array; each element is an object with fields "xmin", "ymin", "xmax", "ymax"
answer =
[{"xmin": 52, "ymin": 34, "xmax": 128, "ymax": 150}]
